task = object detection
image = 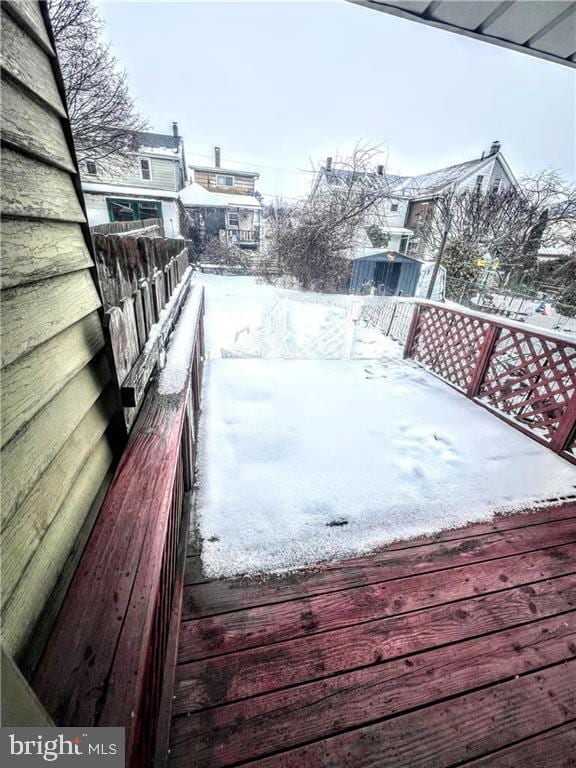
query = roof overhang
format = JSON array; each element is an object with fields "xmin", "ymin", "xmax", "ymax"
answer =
[{"xmin": 348, "ymin": 1, "xmax": 576, "ymax": 69}]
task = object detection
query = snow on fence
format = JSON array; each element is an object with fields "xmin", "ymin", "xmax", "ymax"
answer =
[
  {"xmin": 91, "ymin": 217, "xmax": 164, "ymax": 237},
  {"xmin": 363, "ymin": 297, "xmax": 576, "ymax": 464}
]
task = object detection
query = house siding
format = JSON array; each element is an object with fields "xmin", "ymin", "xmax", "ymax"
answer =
[
  {"xmin": 193, "ymin": 169, "xmax": 256, "ymax": 195},
  {"xmin": 0, "ymin": 0, "xmax": 122, "ymax": 679},
  {"xmin": 83, "ymin": 155, "xmax": 181, "ymax": 192}
]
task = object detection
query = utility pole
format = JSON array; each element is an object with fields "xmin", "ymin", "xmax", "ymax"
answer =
[{"xmin": 426, "ymin": 213, "xmax": 452, "ymax": 300}]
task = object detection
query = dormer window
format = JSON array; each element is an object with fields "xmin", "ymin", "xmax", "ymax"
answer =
[
  {"xmin": 85, "ymin": 160, "xmax": 97, "ymax": 175},
  {"xmin": 216, "ymin": 174, "xmax": 234, "ymax": 187},
  {"xmin": 140, "ymin": 158, "xmax": 151, "ymax": 180}
]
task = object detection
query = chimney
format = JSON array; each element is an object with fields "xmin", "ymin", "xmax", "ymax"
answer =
[
  {"xmin": 489, "ymin": 140, "xmax": 501, "ymax": 156},
  {"xmin": 377, "ymin": 164, "xmax": 384, "ymax": 176},
  {"xmin": 326, "ymin": 156, "xmax": 332, "ymax": 171},
  {"xmin": 172, "ymin": 121, "xmax": 179, "ymax": 137},
  {"xmin": 214, "ymin": 146, "xmax": 221, "ymax": 168}
]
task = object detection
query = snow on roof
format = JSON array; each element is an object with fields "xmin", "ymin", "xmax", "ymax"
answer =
[
  {"xmin": 392, "ymin": 156, "xmax": 490, "ymax": 196},
  {"xmin": 132, "ymin": 130, "xmax": 180, "ymax": 151},
  {"xmin": 179, "ymin": 182, "xmax": 262, "ymax": 209},
  {"xmin": 189, "ymin": 164, "xmax": 259, "ymax": 178},
  {"xmin": 139, "ymin": 146, "xmax": 181, "ymax": 158},
  {"xmin": 82, "ymin": 181, "xmax": 178, "ymax": 199}
]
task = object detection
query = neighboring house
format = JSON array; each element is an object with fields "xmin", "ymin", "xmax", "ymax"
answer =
[
  {"xmin": 313, "ymin": 142, "xmax": 516, "ymax": 296},
  {"xmin": 180, "ymin": 147, "xmax": 263, "ymax": 249},
  {"xmin": 81, "ymin": 123, "xmax": 187, "ymax": 237}
]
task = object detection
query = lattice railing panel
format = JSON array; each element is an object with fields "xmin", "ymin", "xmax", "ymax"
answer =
[
  {"xmin": 412, "ymin": 306, "xmax": 491, "ymax": 391},
  {"xmin": 478, "ymin": 328, "xmax": 576, "ymax": 442}
]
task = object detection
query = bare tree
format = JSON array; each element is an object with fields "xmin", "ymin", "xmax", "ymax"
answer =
[
  {"xmin": 48, "ymin": 0, "xmax": 148, "ymax": 163},
  {"xmin": 418, "ymin": 171, "xmax": 576, "ymax": 295},
  {"xmin": 265, "ymin": 146, "xmax": 394, "ymax": 292}
]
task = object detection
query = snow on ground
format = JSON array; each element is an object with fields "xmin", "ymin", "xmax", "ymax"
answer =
[{"xmin": 193, "ymin": 274, "xmax": 576, "ymax": 578}]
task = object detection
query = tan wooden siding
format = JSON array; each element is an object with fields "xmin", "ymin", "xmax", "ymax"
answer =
[
  {"xmin": 2, "ymin": 434, "xmax": 115, "ymax": 659},
  {"xmin": 1, "ymin": 77, "xmax": 75, "ymax": 172},
  {"xmin": 0, "ymin": 9, "xmax": 64, "ymax": 116},
  {"xmin": 1, "ymin": 312, "xmax": 105, "ymax": 446},
  {"xmin": 0, "ymin": 270, "xmax": 101, "ymax": 368},
  {"xmin": 0, "ymin": 1, "xmax": 122, "ymax": 670},
  {"xmin": 1, "ymin": 390, "xmax": 116, "ymax": 604},
  {"xmin": 0, "ymin": 219, "xmax": 93, "ymax": 289},
  {"xmin": 1, "ymin": 147, "xmax": 85, "ymax": 221},
  {"xmin": 194, "ymin": 170, "xmax": 256, "ymax": 195}
]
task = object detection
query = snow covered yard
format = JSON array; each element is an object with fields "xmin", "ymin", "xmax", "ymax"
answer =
[{"xmin": 193, "ymin": 274, "xmax": 576, "ymax": 578}]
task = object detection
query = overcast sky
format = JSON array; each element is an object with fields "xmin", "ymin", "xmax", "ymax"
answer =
[{"xmin": 98, "ymin": 0, "xmax": 576, "ymax": 200}]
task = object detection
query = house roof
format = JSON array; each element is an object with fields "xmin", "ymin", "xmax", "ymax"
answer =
[
  {"xmin": 348, "ymin": 1, "xmax": 576, "ymax": 70},
  {"xmin": 132, "ymin": 131, "xmax": 180, "ymax": 151},
  {"xmin": 319, "ymin": 148, "xmax": 516, "ymax": 201},
  {"xmin": 190, "ymin": 164, "xmax": 259, "ymax": 178},
  {"xmin": 179, "ymin": 182, "xmax": 262, "ymax": 209},
  {"xmin": 82, "ymin": 181, "xmax": 178, "ymax": 200}
]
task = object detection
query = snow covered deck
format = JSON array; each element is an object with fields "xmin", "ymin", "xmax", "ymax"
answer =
[
  {"xmin": 191, "ymin": 275, "xmax": 576, "ymax": 579},
  {"xmin": 168, "ymin": 276, "xmax": 576, "ymax": 766}
]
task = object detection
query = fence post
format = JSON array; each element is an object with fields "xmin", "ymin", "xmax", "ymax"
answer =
[
  {"xmin": 386, "ymin": 302, "xmax": 398, "ymax": 336},
  {"xmin": 403, "ymin": 304, "xmax": 421, "ymax": 359},
  {"xmin": 466, "ymin": 323, "xmax": 500, "ymax": 399},
  {"xmin": 550, "ymin": 395, "xmax": 576, "ymax": 454}
]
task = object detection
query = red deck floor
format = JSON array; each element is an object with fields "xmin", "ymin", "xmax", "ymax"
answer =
[{"xmin": 169, "ymin": 502, "xmax": 576, "ymax": 767}]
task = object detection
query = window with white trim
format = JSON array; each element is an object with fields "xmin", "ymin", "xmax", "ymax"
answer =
[
  {"xmin": 475, "ymin": 174, "xmax": 484, "ymax": 191},
  {"xmin": 390, "ymin": 203, "xmax": 399, "ymax": 212},
  {"xmin": 140, "ymin": 158, "xmax": 151, "ymax": 180},
  {"xmin": 217, "ymin": 174, "xmax": 235, "ymax": 187},
  {"xmin": 227, "ymin": 211, "xmax": 239, "ymax": 227},
  {"xmin": 86, "ymin": 160, "xmax": 97, "ymax": 175},
  {"xmin": 491, "ymin": 177, "xmax": 502, "ymax": 193}
]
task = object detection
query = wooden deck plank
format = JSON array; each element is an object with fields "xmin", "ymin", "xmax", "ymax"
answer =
[
  {"xmin": 171, "ymin": 505, "xmax": 576, "ymax": 767},
  {"xmin": 463, "ymin": 722, "xmax": 576, "ymax": 767},
  {"xmin": 179, "ymin": 539, "xmax": 576, "ymax": 660},
  {"xmin": 240, "ymin": 661, "xmax": 576, "ymax": 768},
  {"xmin": 175, "ymin": 573, "xmax": 576, "ymax": 711},
  {"xmin": 169, "ymin": 612, "xmax": 576, "ymax": 767},
  {"xmin": 183, "ymin": 515, "xmax": 576, "ymax": 618}
]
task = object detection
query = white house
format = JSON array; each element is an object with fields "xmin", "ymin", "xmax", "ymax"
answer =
[{"xmin": 81, "ymin": 123, "xmax": 188, "ymax": 237}]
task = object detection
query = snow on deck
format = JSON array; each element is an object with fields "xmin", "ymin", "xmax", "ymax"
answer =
[{"xmin": 193, "ymin": 274, "xmax": 576, "ymax": 578}]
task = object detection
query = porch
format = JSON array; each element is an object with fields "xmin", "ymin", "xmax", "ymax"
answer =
[{"xmin": 31, "ymin": 279, "xmax": 576, "ymax": 766}]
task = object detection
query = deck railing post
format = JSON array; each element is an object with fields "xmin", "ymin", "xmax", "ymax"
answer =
[
  {"xmin": 467, "ymin": 323, "xmax": 500, "ymax": 399},
  {"xmin": 550, "ymin": 393, "xmax": 576, "ymax": 454},
  {"xmin": 403, "ymin": 303, "xmax": 421, "ymax": 359}
]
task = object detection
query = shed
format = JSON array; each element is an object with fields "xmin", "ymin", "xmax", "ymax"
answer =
[{"xmin": 348, "ymin": 248, "xmax": 446, "ymax": 300}]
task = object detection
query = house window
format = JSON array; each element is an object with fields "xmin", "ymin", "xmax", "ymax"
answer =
[
  {"xmin": 217, "ymin": 174, "xmax": 235, "ymax": 187},
  {"xmin": 107, "ymin": 198, "xmax": 162, "ymax": 223},
  {"xmin": 85, "ymin": 160, "xmax": 97, "ymax": 175},
  {"xmin": 140, "ymin": 158, "xmax": 151, "ymax": 180},
  {"xmin": 227, "ymin": 211, "xmax": 240, "ymax": 227},
  {"xmin": 475, "ymin": 174, "xmax": 484, "ymax": 191},
  {"xmin": 399, "ymin": 235, "xmax": 409, "ymax": 254},
  {"xmin": 491, "ymin": 178, "xmax": 502, "ymax": 193},
  {"xmin": 390, "ymin": 203, "xmax": 399, "ymax": 212}
]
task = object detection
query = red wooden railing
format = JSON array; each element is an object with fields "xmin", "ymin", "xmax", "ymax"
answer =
[
  {"xmin": 32, "ymin": 286, "xmax": 205, "ymax": 767},
  {"xmin": 361, "ymin": 298, "xmax": 576, "ymax": 463},
  {"xmin": 402, "ymin": 302, "xmax": 576, "ymax": 464}
]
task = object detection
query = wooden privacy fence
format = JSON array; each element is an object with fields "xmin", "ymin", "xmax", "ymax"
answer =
[
  {"xmin": 91, "ymin": 217, "xmax": 164, "ymax": 237},
  {"xmin": 32, "ymin": 285, "xmax": 205, "ymax": 768},
  {"xmin": 362, "ymin": 299, "xmax": 576, "ymax": 464},
  {"xmin": 93, "ymin": 233, "xmax": 192, "ymax": 426}
]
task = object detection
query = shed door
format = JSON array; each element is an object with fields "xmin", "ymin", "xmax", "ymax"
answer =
[{"xmin": 374, "ymin": 262, "xmax": 401, "ymax": 295}]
